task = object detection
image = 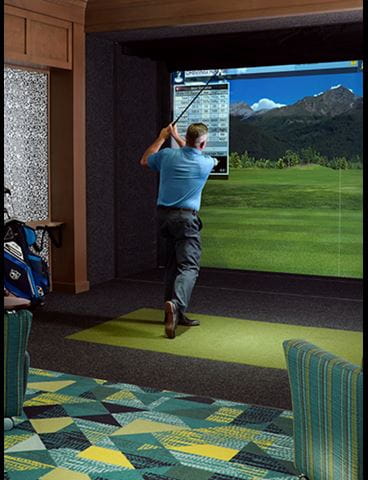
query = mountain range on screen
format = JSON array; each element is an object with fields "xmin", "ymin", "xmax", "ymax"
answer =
[{"xmin": 229, "ymin": 85, "xmax": 362, "ymax": 160}]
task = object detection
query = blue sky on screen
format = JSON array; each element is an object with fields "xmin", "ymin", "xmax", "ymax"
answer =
[{"xmin": 230, "ymin": 72, "xmax": 363, "ymax": 110}]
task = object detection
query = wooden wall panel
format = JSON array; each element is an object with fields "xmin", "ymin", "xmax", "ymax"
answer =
[
  {"xmin": 29, "ymin": 13, "xmax": 72, "ymax": 67},
  {"xmin": 4, "ymin": 0, "xmax": 89, "ymax": 294},
  {"xmin": 4, "ymin": 10, "xmax": 27, "ymax": 58},
  {"xmin": 5, "ymin": 0, "xmax": 87, "ymax": 24},
  {"xmin": 4, "ymin": 6, "xmax": 72, "ymax": 69},
  {"xmin": 86, "ymin": 0, "xmax": 362, "ymax": 32},
  {"xmin": 71, "ymin": 22, "xmax": 89, "ymax": 293}
]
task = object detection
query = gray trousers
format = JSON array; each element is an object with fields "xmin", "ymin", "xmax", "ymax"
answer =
[{"xmin": 157, "ymin": 208, "xmax": 202, "ymax": 315}]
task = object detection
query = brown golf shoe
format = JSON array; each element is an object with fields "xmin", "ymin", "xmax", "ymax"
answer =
[
  {"xmin": 164, "ymin": 301, "xmax": 178, "ymax": 339},
  {"xmin": 178, "ymin": 315, "xmax": 200, "ymax": 326}
]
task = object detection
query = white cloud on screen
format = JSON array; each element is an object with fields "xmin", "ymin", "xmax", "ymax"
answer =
[{"xmin": 251, "ymin": 98, "xmax": 286, "ymax": 111}]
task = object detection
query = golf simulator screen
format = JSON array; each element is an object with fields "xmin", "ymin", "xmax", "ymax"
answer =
[
  {"xmin": 173, "ymin": 81, "xmax": 229, "ymax": 176},
  {"xmin": 170, "ymin": 61, "xmax": 363, "ymax": 278}
]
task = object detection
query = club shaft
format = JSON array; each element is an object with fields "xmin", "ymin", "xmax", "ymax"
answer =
[{"xmin": 173, "ymin": 70, "xmax": 219, "ymax": 126}]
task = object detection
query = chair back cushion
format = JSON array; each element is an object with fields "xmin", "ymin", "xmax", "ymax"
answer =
[
  {"xmin": 4, "ymin": 309, "xmax": 32, "ymax": 417},
  {"xmin": 283, "ymin": 339, "xmax": 363, "ymax": 480}
]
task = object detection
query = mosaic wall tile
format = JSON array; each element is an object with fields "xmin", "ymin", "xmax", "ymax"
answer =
[{"xmin": 4, "ymin": 66, "xmax": 49, "ymax": 262}]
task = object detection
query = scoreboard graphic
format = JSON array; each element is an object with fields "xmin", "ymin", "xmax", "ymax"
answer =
[{"xmin": 173, "ymin": 83, "xmax": 229, "ymax": 176}]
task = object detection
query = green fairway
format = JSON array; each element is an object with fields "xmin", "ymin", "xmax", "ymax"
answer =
[{"xmin": 200, "ymin": 166, "xmax": 362, "ymax": 278}]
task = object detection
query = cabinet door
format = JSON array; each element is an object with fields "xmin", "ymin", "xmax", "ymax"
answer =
[{"xmin": 5, "ymin": 5, "xmax": 72, "ymax": 70}]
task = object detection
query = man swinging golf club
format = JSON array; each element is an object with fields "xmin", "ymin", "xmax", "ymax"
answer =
[{"xmin": 140, "ymin": 122, "xmax": 218, "ymax": 338}]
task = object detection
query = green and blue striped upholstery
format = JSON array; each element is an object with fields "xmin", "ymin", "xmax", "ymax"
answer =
[
  {"xmin": 283, "ymin": 339, "xmax": 363, "ymax": 480},
  {"xmin": 4, "ymin": 309, "xmax": 32, "ymax": 417}
]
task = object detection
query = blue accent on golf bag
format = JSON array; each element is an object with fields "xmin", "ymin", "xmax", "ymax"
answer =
[{"xmin": 4, "ymin": 219, "xmax": 50, "ymax": 305}]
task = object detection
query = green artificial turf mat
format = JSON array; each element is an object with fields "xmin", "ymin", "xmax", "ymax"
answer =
[{"xmin": 66, "ymin": 308, "xmax": 362, "ymax": 369}]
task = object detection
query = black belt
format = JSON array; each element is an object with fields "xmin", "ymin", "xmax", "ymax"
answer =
[{"xmin": 158, "ymin": 205, "xmax": 197, "ymax": 215}]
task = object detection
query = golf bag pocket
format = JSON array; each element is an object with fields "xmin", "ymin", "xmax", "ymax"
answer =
[{"xmin": 4, "ymin": 221, "xmax": 50, "ymax": 304}]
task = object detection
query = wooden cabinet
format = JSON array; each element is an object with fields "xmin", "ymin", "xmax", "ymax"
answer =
[
  {"xmin": 4, "ymin": 5, "xmax": 72, "ymax": 69},
  {"xmin": 85, "ymin": 0, "xmax": 363, "ymax": 32},
  {"xmin": 4, "ymin": 0, "xmax": 89, "ymax": 294}
]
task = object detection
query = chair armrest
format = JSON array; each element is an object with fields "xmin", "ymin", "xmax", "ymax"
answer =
[
  {"xmin": 4, "ymin": 310, "xmax": 32, "ymax": 417},
  {"xmin": 283, "ymin": 339, "xmax": 363, "ymax": 480},
  {"xmin": 4, "ymin": 296, "xmax": 31, "ymax": 310}
]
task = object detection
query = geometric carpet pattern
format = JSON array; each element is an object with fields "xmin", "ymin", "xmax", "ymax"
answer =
[{"xmin": 5, "ymin": 369, "xmax": 299, "ymax": 480}]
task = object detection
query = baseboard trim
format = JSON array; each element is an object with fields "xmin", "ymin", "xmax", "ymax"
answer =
[{"xmin": 52, "ymin": 280, "xmax": 90, "ymax": 294}]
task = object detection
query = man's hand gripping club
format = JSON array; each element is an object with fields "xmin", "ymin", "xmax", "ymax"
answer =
[{"xmin": 140, "ymin": 123, "xmax": 185, "ymax": 167}]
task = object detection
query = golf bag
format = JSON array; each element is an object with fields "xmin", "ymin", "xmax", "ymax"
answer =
[{"xmin": 4, "ymin": 188, "xmax": 50, "ymax": 305}]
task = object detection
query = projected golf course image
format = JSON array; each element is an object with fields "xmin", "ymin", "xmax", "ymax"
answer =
[
  {"xmin": 172, "ymin": 62, "xmax": 363, "ymax": 278},
  {"xmin": 200, "ymin": 166, "xmax": 362, "ymax": 278}
]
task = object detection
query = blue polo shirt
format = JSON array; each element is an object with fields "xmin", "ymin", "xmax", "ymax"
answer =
[{"xmin": 147, "ymin": 146, "xmax": 217, "ymax": 211}]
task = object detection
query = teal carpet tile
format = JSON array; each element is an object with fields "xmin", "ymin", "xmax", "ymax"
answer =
[{"xmin": 4, "ymin": 368, "xmax": 298, "ymax": 480}]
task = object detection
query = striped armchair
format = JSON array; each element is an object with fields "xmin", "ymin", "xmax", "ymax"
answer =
[
  {"xmin": 283, "ymin": 339, "xmax": 363, "ymax": 480},
  {"xmin": 4, "ymin": 308, "xmax": 32, "ymax": 430}
]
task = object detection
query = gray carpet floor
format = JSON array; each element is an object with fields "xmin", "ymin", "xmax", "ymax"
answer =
[{"xmin": 28, "ymin": 268, "xmax": 363, "ymax": 410}]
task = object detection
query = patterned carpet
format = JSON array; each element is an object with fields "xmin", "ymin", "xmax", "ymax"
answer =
[{"xmin": 5, "ymin": 369, "xmax": 298, "ymax": 480}]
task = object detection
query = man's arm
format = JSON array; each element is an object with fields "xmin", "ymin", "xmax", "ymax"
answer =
[
  {"xmin": 140, "ymin": 126, "xmax": 171, "ymax": 167},
  {"xmin": 169, "ymin": 124, "xmax": 186, "ymax": 148}
]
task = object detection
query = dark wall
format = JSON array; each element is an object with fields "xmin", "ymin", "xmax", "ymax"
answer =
[
  {"xmin": 86, "ymin": 35, "xmax": 115, "ymax": 285},
  {"xmin": 114, "ymin": 50, "xmax": 163, "ymax": 278},
  {"xmin": 86, "ymin": 35, "xmax": 170, "ymax": 285}
]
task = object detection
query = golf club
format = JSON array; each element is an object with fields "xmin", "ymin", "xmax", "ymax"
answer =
[{"xmin": 172, "ymin": 70, "xmax": 221, "ymax": 125}]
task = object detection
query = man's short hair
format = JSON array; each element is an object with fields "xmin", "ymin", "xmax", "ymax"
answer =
[{"xmin": 186, "ymin": 123, "xmax": 208, "ymax": 147}]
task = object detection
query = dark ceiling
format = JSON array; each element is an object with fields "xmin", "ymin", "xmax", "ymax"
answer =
[
  {"xmin": 90, "ymin": 6, "xmax": 359, "ymax": 73},
  {"xmin": 119, "ymin": 21, "xmax": 363, "ymax": 71}
]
